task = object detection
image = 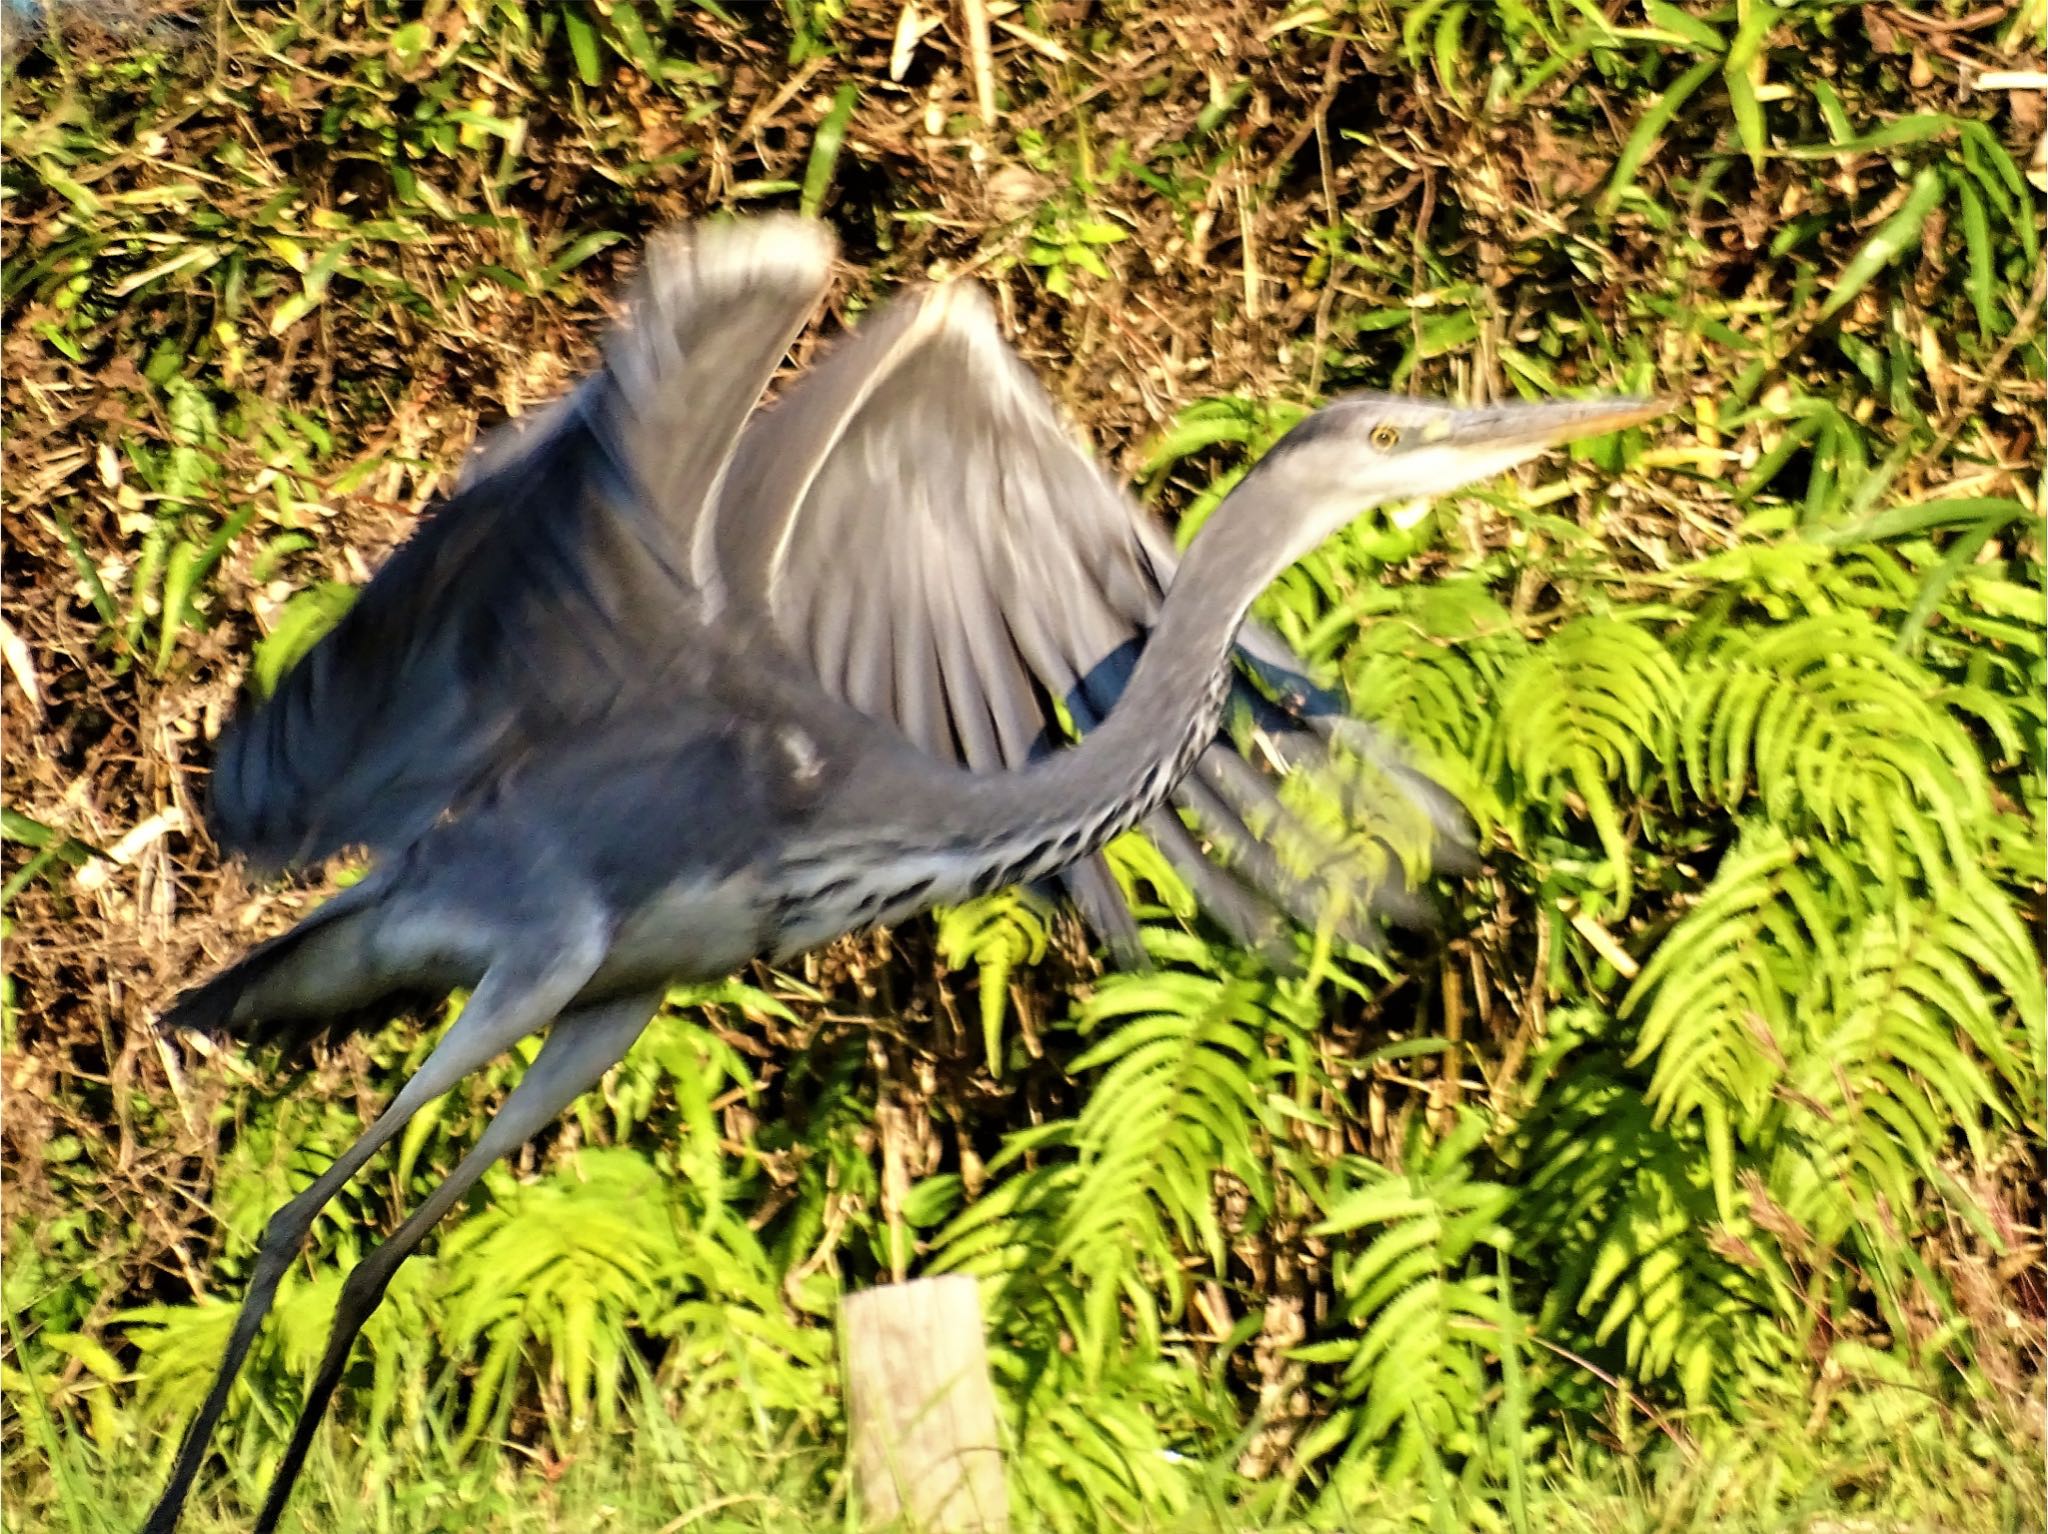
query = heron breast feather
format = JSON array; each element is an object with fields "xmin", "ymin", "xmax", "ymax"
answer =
[{"xmin": 599, "ymin": 870, "xmax": 772, "ymax": 986}]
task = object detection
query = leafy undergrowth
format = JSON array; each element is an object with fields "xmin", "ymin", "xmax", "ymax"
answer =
[
  {"xmin": 11, "ymin": 1362, "xmax": 2042, "ymax": 1534},
  {"xmin": 3, "ymin": 0, "xmax": 2043, "ymax": 1529}
]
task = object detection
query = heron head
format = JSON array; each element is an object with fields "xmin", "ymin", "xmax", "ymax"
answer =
[{"xmin": 1249, "ymin": 391, "xmax": 1670, "ymax": 553}]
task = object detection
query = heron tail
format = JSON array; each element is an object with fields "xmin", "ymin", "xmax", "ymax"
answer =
[
  {"xmin": 160, "ymin": 872, "xmax": 413, "ymax": 1049},
  {"xmin": 160, "ymin": 923, "xmax": 306, "ymax": 1037}
]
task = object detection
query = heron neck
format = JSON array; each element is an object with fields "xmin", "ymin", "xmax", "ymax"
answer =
[{"xmin": 948, "ymin": 497, "xmax": 1291, "ymax": 881}]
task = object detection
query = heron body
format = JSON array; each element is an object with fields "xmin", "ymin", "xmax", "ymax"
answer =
[{"xmin": 144, "ymin": 215, "xmax": 1661, "ymax": 1533}]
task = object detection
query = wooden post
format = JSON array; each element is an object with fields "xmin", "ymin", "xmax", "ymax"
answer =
[{"xmin": 842, "ymin": 1275, "xmax": 1008, "ymax": 1531}]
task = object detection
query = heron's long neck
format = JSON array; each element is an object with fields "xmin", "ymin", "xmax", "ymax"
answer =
[
  {"xmin": 942, "ymin": 497, "xmax": 1295, "ymax": 888},
  {"xmin": 768, "ymin": 488, "xmax": 1317, "ymax": 952}
]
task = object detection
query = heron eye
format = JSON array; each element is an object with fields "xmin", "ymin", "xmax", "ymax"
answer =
[{"xmin": 1369, "ymin": 423, "xmax": 1401, "ymax": 449}]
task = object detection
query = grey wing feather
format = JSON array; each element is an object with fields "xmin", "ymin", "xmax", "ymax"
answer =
[
  {"xmin": 207, "ymin": 217, "xmax": 837, "ymax": 869},
  {"xmin": 711, "ymin": 281, "xmax": 1463, "ymax": 949}
]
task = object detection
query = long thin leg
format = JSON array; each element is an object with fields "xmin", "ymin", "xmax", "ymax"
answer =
[
  {"xmin": 141, "ymin": 928, "xmax": 606, "ymax": 1534},
  {"xmin": 251, "ymin": 988, "xmax": 661, "ymax": 1534}
]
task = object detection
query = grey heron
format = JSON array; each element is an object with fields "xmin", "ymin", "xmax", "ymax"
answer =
[{"xmin": 143, "ymin": 214, "xmax": 1662, "ymax": 1533}]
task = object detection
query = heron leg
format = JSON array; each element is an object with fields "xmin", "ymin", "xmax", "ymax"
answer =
[
  {"xmin": 141, "ymin": 926, "xmax": 607, "ymax": 1534},
  {"xmin": 250, "ymin": 987, "xmax": 662, "ymax": 1534}
]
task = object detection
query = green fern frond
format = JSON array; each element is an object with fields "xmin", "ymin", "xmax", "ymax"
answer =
[
  {"xmin": 1494, "ymin": 616, "xmax": 1682, "ymax": 911},
  {"xmin": 1627, "ymin": 825, "xmax": 2037, "ymax": 1248},
  {"xmin": 1508, "ymin": 1058, "xmax": 1795, "ymax": 1407},
  {"xmin": 440, "ymin": 1148, "xmax": 686, "ymax": 1439},
  {"xmin": 936, "ymin": 890, "xmax": 1054, "ymax": 1077},
  {"xmin": 1304, "ymin": 1115, "xmax": 1516, "ymax": 1476},
  {"xmin": 1678, "ymin": 613, "xmax": 1995, "ymax": 881}
]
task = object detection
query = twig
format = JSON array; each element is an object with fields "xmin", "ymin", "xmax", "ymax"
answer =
[
  {"xmin": 959, "ymin": 0, "xmax": 997, "ymax": 132},
  {"xmin": 73, "ymin": 807, "xmax": 188, "ymax": 893},
  {"xmin": 1569, "ymin": 909, "xmax": 1641, "ymax": 979},
  {"xmin": 1521, "ymin": 1331, "xmax": 1700, "ymax": 1460},
  {"xmin": 1912, "ymin": 263, "xmax": 2047, "ymax": 481},
  {"xmin": 1306, "ymin": 34, "xmax": 1349, "ymax": 400},
  {"xmin": 0, "ymin": 617, "xmax": 43, "ymax": 717}
]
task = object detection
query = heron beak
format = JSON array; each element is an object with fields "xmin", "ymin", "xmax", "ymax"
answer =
[{"xmin": 1445, "ymin": 395, "xmax": 1672, "ymax": 451}]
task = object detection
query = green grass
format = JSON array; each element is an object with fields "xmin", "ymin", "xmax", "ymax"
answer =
[{"xmin": 9, "ymin": 1378, "xmax": 2041, "ymax": 1534}]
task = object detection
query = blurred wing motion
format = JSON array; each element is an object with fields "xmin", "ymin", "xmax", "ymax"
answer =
[
  {"xmin": 208, "ymin": 215, "xmax": 1465, "ymax": 952},
  {"xmin": 712, "ymin": 282, "xmax": 1468, "ymax": 957},
  {"xmin": 207, "ymin": 218, "xmax": 838, "ymax": 870}
]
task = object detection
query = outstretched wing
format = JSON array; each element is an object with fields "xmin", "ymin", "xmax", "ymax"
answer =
[
  {"xmin": 711, "ymin": 283, "xmax": 1468, "ymax": 958},
  {"xmin": 208, "ymin": 217, "xmax": 837, "ymax": 870}
]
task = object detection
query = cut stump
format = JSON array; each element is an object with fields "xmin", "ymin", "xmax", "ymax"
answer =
[{"xmin": 842, "ymin": 1274, "xmax": 1008, "ymax": 1531}]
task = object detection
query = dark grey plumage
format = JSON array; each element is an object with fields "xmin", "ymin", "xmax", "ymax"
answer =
[
  {"xmin": 144, "ymin": 215, "xmax": 1662, "ymax": 1534},
  {"xmin": 208, "ymin": 229, "xmax": 1456, "ymax": 959}
]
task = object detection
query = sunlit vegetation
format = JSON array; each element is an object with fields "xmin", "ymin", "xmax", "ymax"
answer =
[{"xmin": 4, "ymin": 1, "xmax": 2040, "ymax": 1529}]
